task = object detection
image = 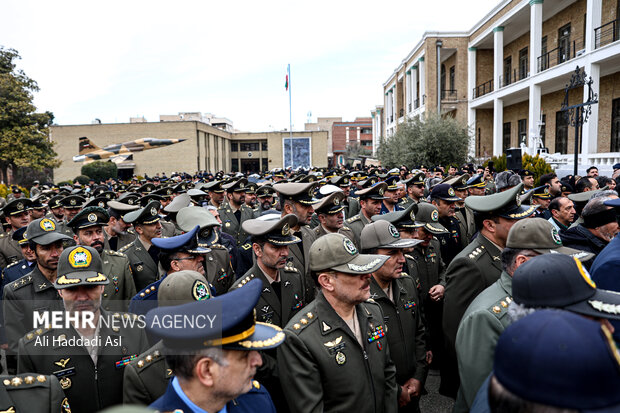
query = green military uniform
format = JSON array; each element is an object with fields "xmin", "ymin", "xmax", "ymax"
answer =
[
  {"xmin": 455, "ymin": 206, "xmax": 475, "ymax": 244},
  {"xmin": 278, "ymin": 292, "xmax": 398, "ymax": 413},
  {"xmin": 313, "ymin": 224, "xmax": 356, "ymax": 247},
  {"xmin": 346, "ymin": 182, "xmax": 388, "ymax": 247},
  {"xmin": 313, "ymin": 191, "xmax": 358, "ymax": 247},
  {"xmin": 218, "ymin": 178, "xmax": 254, "ymax": 245},
  {"xmin": 203, "ymin": 244, "xmax": 235, "ymax": 294},
  {"xmin": 105, "ymin": 200, "xmax": 140, "ymax": 252},
  {"xmin": 103, "ymin": 228, "xmax": 136, "ymax": 252},
  {"xmin": 0, "ymin": 230, "xmax": 23, "ymax": 269},
  {"xmin": 16, "ymin": 245, "xmax": 150, "ymax": 413},
  {"xmin": 453, "ymin": 271, "xmax": 512, "ymax": 412},
  {"xmin": 58, "ymin": 195, "xmax": 86, "ymax": 237},
  {"xmin": 123, "ymin": 341, "xmax": 170, "ymax": 405},
  {"xmin": 0, "ymin": 373, "xmax": 70, "ymax": 413},
  {"xmin": 101, "ymin": 249, "xmax": 137, "ymax": 311}
]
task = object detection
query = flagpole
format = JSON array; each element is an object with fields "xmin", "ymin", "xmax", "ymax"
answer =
[{"xmin": 288, "ymin": 64, "xmax": 292, "ymax": 140}]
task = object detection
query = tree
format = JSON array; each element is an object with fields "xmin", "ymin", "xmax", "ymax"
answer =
[
  {"xmin": 344, "ymin": 142, "xmax": 371, "ymax": 164},
  {"xmin": 81, "ymin": 161, "xmax": 117, "ymax": 182},
  {"xmin": 377, "ymin": 114, "xmax": 471, "ymax": 168},
  {"xmin": 0, "ymin": 47, "xmax": 60, "ymax": 184}
]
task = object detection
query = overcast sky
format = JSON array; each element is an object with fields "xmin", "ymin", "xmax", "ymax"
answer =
[{"xmin": 1, "ymin": 0, "xmax": 498, "ymax": 132}]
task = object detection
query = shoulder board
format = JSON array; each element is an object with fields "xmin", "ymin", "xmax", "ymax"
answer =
[
  {"xmin": 135, "ymin": 285, "xmax": 158, "ymax": 299},
  {"xmin": 127, "ymin": 228, "xmax": 136, "ymax": 235},
  {"xmin": 10, "ymin": 274, "xmax": 33, "ymax": 291},
  {"xmin": 2, "ymin": 373, "xmax": 53, "ymax": 388},
  {"xmin": 133, "ymin": 348, "xmax": 164, "ymax": 371},
  {"xmin": 488, "ymin": 296, "xmax": 513, "ymax": 318},
  {"xmin": 283, "ymin": 263, "xmax": 299, "ymax": 273},
  {"xmin": 467, "ymin": 245, "xmax": 486, "ymax": 260},
  {"xmin": 105, "ymin": 250, "xmax": 127, "ymax": 257},
  {"xmin": 237, "ymin": 273, "xmax": 257, "ymax": 287},
  {"xmin": 289, "ymin": 309, "xmax": 317, "ymax": 334},
  {"xmin": 118, "ymin": 243, "xmax": 133, "ymax": 253},
  {"xmin": 341, "ymin": 225, "xmax": 351, "ymax": 230},
  {"xmin": 23, "ymin": 326, "xmax": 53, "ymax": 343},
  {"xmin": 210, "ymin": 243, "xmax": 226, "ymax": 250},
  {"xmin": 241, "ymin": 243, "xmax": 252, "ymax": 250},
  {"xmin": 346, "ymin": 214, "xmax": 361, "ymax": 223},
  {"xmin": 5, "ymin": 261, "xmax": 19, "ymax": 269}
]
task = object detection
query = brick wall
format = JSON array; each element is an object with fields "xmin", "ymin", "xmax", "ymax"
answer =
[
  {"xmin": 475, "ymin": 109, "xmax": 494, "ymax": 158},
  {"xmin": 470, "ymin": 0, "xmax": 522, "ymax": 41},
  {"xmin": 475, "ymin": 49, "xmax": 494, "ymax": 91},
  {"xmin": 541, "ymin": 87, "xmax": 583, "ymax": 154},
  {"xmin": 597, "ymin": 70, "xmax": 620, "ymax": 151},
  {"xmin": 503, "ymin": 101, "xmax": 530, "ymax": 147},
  {"xmin": 502, "ymin": 31, "xmax": 530, "ymax": 83},
  {"xmin": 541, "ymin": 0, "xmax": 587, "ymax": 64}
]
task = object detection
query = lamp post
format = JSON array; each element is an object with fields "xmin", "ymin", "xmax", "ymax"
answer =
[
  {"xmin": 561, "ymin": 66, "xmax": 598, "ymax": 176},
  {"xmin": 436, "ymin": 40, "xmax": 443, "ymax": 115}
]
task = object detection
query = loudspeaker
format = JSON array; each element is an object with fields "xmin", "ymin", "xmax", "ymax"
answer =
[{"xmin": 506, "ymin": 148, "xmax": 522, "ymax": 171}]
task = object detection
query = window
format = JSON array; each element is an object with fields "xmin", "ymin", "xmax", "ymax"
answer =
[
  {"xmin": 261, "ymin": 142, "xmax": 268, "ymax": 151},
  {"xmin": 555, "ymin": 111, "xmax": 569, "ymax": 154},
  {"xmin": 449, "ymin": 66, "xmax": 455, "ymax": 91},
  {"xmin": 503, "ymin": 56, "xmax": 512, "ymax": 86},
  {"xmin": 612, "ymin": 98, "xmax": 620, "ymax": 152},
  {"xmin": 240, "ymin": 142, "xmax": 259, "ymax": 152},
  {"xmin": 541, "ymin": 36, "xmax": 548, "ymax": 71},
  {"xmin": 361, "ymin": 128, "xmax": 372, "ymax": 134},
  {"xmin": 518, "ymin": 119, "xmax": 527, "ymax": 146},
  {"xmin": 441, "ymin": 64, "xmax": 446, "ymax": 92},
  {"xmin": 231, "ymin": 158, "xmax": 239, "ymax": 172},
  {"xmin": 361, "ymin": 140, "xmax": 372, "ymax": 146},
  {"xmin": 503, "ymin": 122, "xmax": 511, "ymax": 152},
  {"xmin": 230, "ymin": 142, "xmax": 238, "ymax": 152},
  {"xmin": 262, "ymin": 158, "xmax": 268, "ymax": 171},
  {"xmin": 558, "ymin": 24, "xmax": 571, "ymax": 64},
  {"xmin": 519, "ymin": 47, "xmax": 528, "ymax": 80}
]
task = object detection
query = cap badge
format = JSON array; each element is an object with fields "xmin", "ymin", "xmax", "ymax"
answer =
[
  {"xmin": 39, "ymin": 219, "xmax": 56, "ymax": 232},
  {"xmin": 87, "ymin": 213, "xmax": 97, "ymax": 223},
  {"xmin": 192, "ymin": 280, "xmax": 211, "ymax": 301},
  {"xmin": 343, "ymin": 238, "xmax": 358, "ymax": 255},
  {"xmin": 239, "ymin": 183, "xmax": 245, "ymax": 189},
  {"xmin": 333, "ymin": 198, "xmax": 340, "ymax": 206},
  {"xmin": 462, "ymin": 177, "xmax": 467, "ymax": 184},
  {"xmin": 282, "ymin": 223, "xmax": 290, "ymax": 236},
  {"xmin": 98, "ymin": 201, "xmax": 105, "ymax": 207},
  {"xmin": 544, "ymin": 187, "xmax": 549, "ymax": 194},
  {"xmin": 344, "ymin": 178, "xmax": 349, "ymax": 184},
  {"xmin": 551, "ymin": 228, "xmax": 562, "ymax": 245},
  {"xmin": 128, "ymin": 199, "xmax": 135, "ymax": 205},
  {"xmin": 388, "ymin": 224, "xmax": 400, "ymax": 238},
  {"xmin": 515, "ymin": 192, "xmax": 522, "ymax": 207},
  {"xmin": 410, "ymin": 211, "xmax": 416, "ymax": 221},
  {"xmin": 16, "ymin": 202, "xmax": 23, "ymax": 210},
  {"xmin": 448, "ymin": 188, "xmax": 455, "ymax": 196},
  {"xmin": 370, "ymin": 179, "xmax": 376, "ymax": 185},
  {"xmin": 431, "ymin": 210, "xmax": 439, "ymax": 222},
  {"xmin": 335, "ymin": 351, "xmax": 346, "ymax": 365},
  {"xmin": 378, "ymin": 188, "xmax": 384, "ymax": 196},
  {"xmin": 70, "ymin": 199, "xmax": 76, "ymax": 206},
  {"xmin": 308, "ymin": 188, "xmax": 314, "ymax": 197},
  {"xmin": 150, "ymin": 207, "xmax": 158, "ymax": 216},
  {"xmin": 69, "ymin": 247, "xmax": 92, "ymax": 268}
]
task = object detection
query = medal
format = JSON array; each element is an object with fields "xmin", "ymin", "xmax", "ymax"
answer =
[{"xmin": 335, "ymin": 351, "xmax": 346, "ymax": 365}]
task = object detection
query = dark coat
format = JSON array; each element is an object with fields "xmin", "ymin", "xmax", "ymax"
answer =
[{"xmin": 561, "ymin": 225, "xmax": 608, "ymax": 268}]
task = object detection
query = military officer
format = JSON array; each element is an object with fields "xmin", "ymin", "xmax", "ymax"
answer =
[
  {"xmin": 244, "ymin": 182, "xmax": 258, "ymax": 208},
  {"xmin": 313, "ymin": 191, "xmax": 357, "ymax": 246},
  {"xmin": 30, "ymin": 196, "xmax": 48, "ymax": 220},
  {"xmin": 57, "ymin": 195, "xmax": 85, "ymax": 237},
  {"xmin": 0, "ymin": 373, "xmax": 70, "ymax": 413},
  {"xmin": 346, "ymin": 182, "xmax": 389, "ymax": 247},
  {"xmin": 360, "ymin": 221, "xmax": 427, "ymax": 412},
  {"xmin": 219, "ymin": 178, "xmax": 255, "ymax": 245},
  {"xmin": 0, "ymin": 198, "xmax": 32, "ymax": 268},
  {"xmin": 453, "ymin": 219, "xmax": 594, "ymax": 413},
  {"xmin": 273, "ymin": 182, "xmax": 319, "ymax": 303},
  {"xmin": 67, "ymin": 206, "xmax": 137, "ymax": 311},
  {"xmin": 330, "ymin": 174, "xmax": 359, "ymax": 218},
  {"xmin": 152, "ymin": 185, "xmax": 174, "ymax": 208},
  {"xmin": 3, "ymin": 218, "xmax": 72, "ymax": 357},
  {"xmin": 254, "ymin": 185, "xmax": 276, "ymax": 216},
  {"xmin": 119, "ymin": 201, "xmax": 164, "ymax": 291},
  {"xmin": 105, "ymin": 200, "xmax": 139, "ymax": 251},
  {"xmin": 204, "ymin": 180, "xmax": 226, "ymax": 209},
  {"xmin": 46, "ymin": 195, "xmax": 65, "ymax": 222},
  {"xmin": 400, "ymin": 172, "xmax": 427, "ymax": 209},
  {"xmin": 531, "ymin": 185, "xmax": 553, "ymax": 219},
  {"xmin": 1, "ymin": 227, "xmax": 36, "ymax": 289},
  {"xmin": 446, "ymin": 174, "xmax": 475, "ymax": 244},
  {"xmin": 441, "ymin": 183, "xmax": 537, "ymax": 397},
  {"xmin": 430, "ymin": 184, "xmax": 465, "ymax": 264},
  {"xmin": 17, "ymin": 245, "xmax": 149, "ymax": 413},
  {"xmin": 466, "ymin": 174, "xmax": 486, "ymax": 196},
  {"xmin": 518, "ymin": 168, "xmax": 535, "ymax": 191},
  {"xmin": 381, "ymin": 176, "xmax": 403, "ymax": 214},
  {"xmin": 176, "ymin": 206, "xmax": 236, "ymax": 294},
  {"xmin": 146, "ymin": 278, "xmax": 284, "ymax": 412},
  {"xmin": 231, "ymin": 214, "xmax": 305, "ymax": 412},
  {"xmin": 277, "ymin": 233, "xmax": 397, "ymax": 413}
]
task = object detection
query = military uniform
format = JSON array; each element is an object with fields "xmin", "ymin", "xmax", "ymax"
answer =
[
  {"xmin": 0, "ymin": 231, "xmax": 23, "ymax": 269},
  {"xmin": 287, "ymin": 225, "xmax": 316, "ymax": 303},
  {"xmin": 0, "ymin": 373, "xmax": 70, "ymax": 413},
  {"xmin": 219, "ymin": 204, "xmax": 255, "ymax": 245},
  {"xmin": 277, "ymin": 292, "xmax": 398, "ymax": 413},
  {"xmin": 346, "ymin": 213, "xmax": 371, "ymax": 247},
  {"xmin": 453, "ymin": 271, "xmax": 512, "ymax": 413},
  {"xmin": 123, "ymin": 341, "xmax": 171, "ymax": 405},
  {"xmin": 103, "ymin": 228, "xmax": 136, "ymax": 252},
  {"xmin": 159, "ymin": 220, "xmax": 179, "ymax": 238},
  {"xmin": 203, "ymin": 244, "xmax": 235, "ymax": 294},
  {"xmin": 455, "ymin": 206, "xmax": 475, "ymax": 244},
  {"xmin": 100, "ymin": 249, "xmax": 137, "ymax": 312},
  {"xmin": 346, "ymin": 182, "xmax": 389, "ymax": 247},
  {"xmin": 119, "ymin": 238, "xmax": 161, "ymax": 291},
  {"xmin": 313, "ymin": 224, "xmax": 357, "ymax": 247},
  {"xmin": 17, "ymin": 312, "xmax": 149, "ymax": 413}
]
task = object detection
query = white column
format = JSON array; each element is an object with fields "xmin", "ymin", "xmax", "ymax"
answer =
[
  {"xmin": 585, "ymin": 0, "xmax": 603, "ymax": 52},
  {"xmin": 493, "ymin": 98, "xmax": 504, "ymax": 156},
  {"xmin": 356, "ymin": 127, "xmax": 361, "ymax": 143},
  {"xmin": 392, "ymin": 90, "xmax": 396, "ymax": 123},
  {"xmin": 405, "ymin": 71, "xmax": 411, "ymax": 113},
  {"xmin": 493, "ymin": 27, "xmax": 504, "ymax": 89},
  {"xmin": 468, "ymin": 47, "xmax": 477, "ymax": 100},
  {"xmin": 411, "ymin": 67, "xmax": 418, "ymax": 109},
  {"xmin": 346, "ymin": 127, "xmax": 350, "ymax": 145},
  {"xmin": 581, "ymin": 62, "xmax": 600, "ymax": 156},
  {"xmin": 468, "ymin": 108, "xmax": 477, "ymax": 158},
  {"xmin": 418, "ymin": 57, "xmax": 426, "ymax": 106},
  {"xmin": 528, "ymin": 84, "xmax": 542, "ymax": 153},
  {"xmin": 530, "ymin": 1, "xmax": 543, "ymax": 75}
]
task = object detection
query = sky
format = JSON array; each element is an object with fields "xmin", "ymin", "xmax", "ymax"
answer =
[{"xmin": 1, "ymin": 0, "xmax": 499, "ymax": 132}]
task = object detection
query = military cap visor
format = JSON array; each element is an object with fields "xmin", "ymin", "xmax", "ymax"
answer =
[
  {"xmin": 531, "ymin": 185, "xmax": 552, "ymax": 199},
  {"xmin": 361, "ymin": 221, "xmax": 421, "ymax": 250},
  {"xmin": 60, "ymin": 195, "xmax": 86, "ymax": 209},
  {"xmin": 273, "ymin": 182, "xmax": 319, "ymax": 205},
  {"xmin": 403, "ymin": 172, "xmax": 425, "ymax": 186},
  {"xmin": 467, "ymin": 174, "xmax": 486, "ymax": 188},
  {"xmin": 414, "ymin": 204, "xmax": 449, "ymax": 235},
  {"xmin": 430, "ymin": 184, "xmax": 461, "ymax": 202},
  {"xmin": 314, "ymin": 192, "xmax": 346, "ymax": 215},
  {"xmin": 372, "ymin": 203, "xmax": 423, "ymax": 229},
  {"xmin": 3, "ymin": 199, "xmax": 33, "ymax": 215},
  {"xmin": 177, "ymin": 206, "xmax": 221, "ymax": 233},
  {"xmin": 67, "ymin": 206, "xmax": 110, "ymax": 230},
  {"xmin": 242, "ymin": 214, "xmax": 301, "ymax": 246},
  {"xmin": 12, "ymin": 226, "xmax": 28, "ymax": 245},
  {"xmin": 309, "ymin": 233, "xmax": 388, "ymax": 275},
  {"xmin": 146, "ymin": 279, "xmax": 285, "ymax": 351},
  {"xmin": 204, "ymin": 180, "xmax": 225, "ymax": 193},
  {"xmin": 26, "ymin": 218, "xmax": 72, "ymax": 245},
  {"xmin": 152, "ymin": 225, "xmax": 210, "ymax": 254},
  {"xmin": 465, "ymin": 184, "xmax": 537, "ymax": 219},
  {"xmin": 222, "ymin": 178, "xmax": 248, "ymax": 192},
  {"xmin": 356, "ymin": 182, "xmax": 389, "ymax": 200},
  {"xmin": 54, "ymin": 245, "xmax": 109, "ymax": 289},
  {"xmin": 124, "ymin": 200, "xmax": 161, "ymax": 225}
]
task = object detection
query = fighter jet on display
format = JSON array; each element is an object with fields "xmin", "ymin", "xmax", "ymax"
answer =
[{"xmin": 72, "ymin": 136, "xmax": 186, "ymax": 163}]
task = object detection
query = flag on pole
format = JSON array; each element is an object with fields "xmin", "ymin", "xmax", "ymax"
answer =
[{"xmin": 285, "ymin": 72, "xmax": 289, "ymax": 91}]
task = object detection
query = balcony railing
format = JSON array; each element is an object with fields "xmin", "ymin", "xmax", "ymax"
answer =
[
  {"xmin": 499, "ymin": 68, "xmax": 529, "ymax": 88},
  {"xmin": 595, "ymin": 19, "xmax": 620, "ymax": 49},
  {"xmin": 399, "ymin": 108, "xmax": 405, "ymax": 118},
  {"xmin": 473, "ymin": 79, "xmax": 493, "ymax": 98},
  {"xmin": 537, "ymin": 37, "xmax": 584, "ymax": 72},
  {"xmin": 441, "ymin": 89, "xmax": 457, "ymax": 101},
  {"xmin": 414, "ymin": 98, "xmax": 420, "ymax": 109},
  {"xmin": 408, "ymin": 102, "xmax": 412, "ymax": 111}
]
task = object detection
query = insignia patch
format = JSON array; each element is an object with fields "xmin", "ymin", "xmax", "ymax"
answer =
[
  {"xmin": 431, "ymin": 210, "xmax": 439, "ymax": 222},
  {"xmin": 70, "ymin": 199, "xmax": 76, "ymax": 206},
  {"xmin": 551, "ymin": 228, "xmax": 562, "ymax": 245},
  {"xmin": 515, "ymin": 192, "xmax": 521, "ymax": 207},
  {"xmin": 324, "ymin": 336, "xmax": 343, "ymax": 347},
  {"xmin": 448, "ymin": 187, "xmax": 455, "ymax": 196},
  {"xmin": 115, "ymin": 354, "xmax": 138, "ymax": 368},
  {"xmin": 343, "ymin": 238, "xmax": 357, "ymax": 255},
  {"xmin": 410, "ymin": 210, "xmax": 416, "ymax": 221},
  {"xmin": 335, "ymin": 351, "xmax": 346, "ymax": 365},
  {"xmin": 192, "ymin": 280, "xmax": 211, "ymax": 301},
  {"xmin": 347, "ymin": 258, "xmax": 382, "ymax": 272},
  {"xmin": 61, "ymin": 397, "xmax": 71, "ymax": 413},
  {"xmin": 334, "ymin": 197, "xmax": 340, "ymax": 205},
  {"xmin": 59, "ymin": 377, "xmax": 71, "ymax": 390},
  {"xmin": 367, "ymin": 325, "xmax": 385, "ymax": 343},
  {"xmin": 388, "ymin": 224, "xmax": 399, "ymax": 238},
  {"xmin": 54, "ymin": 358, "xmax": 70, "ymax": 368},
  {"xmin": 56, "ymin": 275, "xmax": 81, "ymax": 285},
  {"xmin": 40, "ymin": 218, "xmax": 56, "ymax": 232},
  {"xmin": 86, "ymin": 273, "xmax": 107, "ymax": 283},
  {"xmin": 150, "ymin": 207, "xmax": 157, "ymax": 216},
  {"xmin": 16, "ymin": 202, "xmax": 24, "ymax": 210},
  {"xmin": 378, "ymin": 188, "xmax": 384, "ymax": 196},
  {"xmin": 308, "ymin": 187, "xmax": 314, "ymax": 197},
  {"xmin": 225, "ymin": 222, "xmax": 231, "ymax": 228},
  {"xmin": 87, "ymin": 213, "xmax": 97, "ymax": 222},
  {"xmin": 136, "ymin": 264, "xmax": 144, "ymax": 272},
  {"xmin": 282, "ymin": 223, "xmax": 290, "ymax": 236},
  {"xmin": 403, "ymin": 301, "xmax": 416, "ymax": 310},
  {"xmin": 69, "ymin": 246, "xmax": 91, "ymax": 268}
]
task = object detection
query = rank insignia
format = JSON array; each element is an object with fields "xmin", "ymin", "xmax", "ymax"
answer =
[
  {"xmin": 335, "ymin": 351, "xmax": 346, "ymax": 365},
  {"xmin": 59, "ymin": 377, "xmax": 72, "ymax": 390},
  {"xmin": 403, "ymin": 301, "xmax": 416, "ymax": 310},
  {"xmin": 367, "ymin": 325, "xmax": 385, "ymax": 343},
  {"xmin": 54, "ymin": 358, "xmax": 70, "ymax": 368}
]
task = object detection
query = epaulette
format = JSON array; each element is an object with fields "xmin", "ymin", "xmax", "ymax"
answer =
[
  {"xmin": 105, "ymin": 250, "xmax": 127, "ymax": 257},
  {"xmin": 5, "ymin": 260, "xmax": 19, "ymax": 269},
  {"xmin": 210, "ymin": 243, "xmax": 226, "ymax": 250},
  {"xmin": 133, "ymin": 348, "xmax": 164, "ymax": 370},
  {"xmin": 283, "ymin": 262, "xmax": 299, "ymax": 273},
  {"xmin": 237, "ymin": 273, "xmax": 256, "ymax": 287},
  {"xmin": 468, "ymin": 245, "xmax": 486, "ymax": 260},
  {"xmin": 118, "ymin": 243, "xmax": 132, "ymax": 253},
  {"xmin": 23, "ymin": 326, "xmax": 53, "ymax": 343},
  {"xmin": 290, "ymin": 310, "xmax": 317, "ymax": 334},
  {"xmin": 2, "ymin": 373, "xmax": 53, "ymax": 388},
  {"xmin": 346, "ymin": 214, "xmax": 360, "ymax": 223},
  {"xmin": 488, "ymin": 296, "xmax": 512, "ymax": 318},
  {"xmin": 10, "ymin": 273, "xmax": 33, "ymax": 291},
  {"xmin": 127, "ymin": 228, "xmax": 136, "ymax": 235},
  {"xmin": 136, "ymin": 285, "xmax": 157, "ymax": 299},
  {"xmin": 342, "ymin": 225, "xmax": 351, "ymax": 230},
  {"xmin": 241, "ymin": 243, "xmax": 252, "ymax": 250}
]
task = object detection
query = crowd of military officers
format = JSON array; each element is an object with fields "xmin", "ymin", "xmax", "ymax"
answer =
[{"xmin": 0, "ymin": 162, "xmax": 619, "ymax": 413}]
